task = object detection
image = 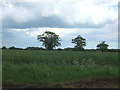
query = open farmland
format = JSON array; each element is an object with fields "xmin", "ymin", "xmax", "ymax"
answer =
[{"xmin": 2, "ymin": 50, "xmax": 119, "ymax": 88}]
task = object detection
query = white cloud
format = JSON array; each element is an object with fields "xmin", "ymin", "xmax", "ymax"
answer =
[
  {"xmin": 10, "ymin": 27, "xmax": 95, "ymax": 39},
  {"xmin": 7, "ymin": 28, "xmax": 30, "ymax": 32},
  {"xmin": 1, "ymin": 0, "xmax": 118, "ymax": 49},
  {"xmin": 1, "ymin": 0, "xmax": 118, "ymax": 27},
  {"xmin": 2, "ymin": 2, "xmax": 37, "ymax": 23},
  {"xmin": 6, "ymin": 19, "xmax": 118, "ymax": 48},
  {"xmin": 58, "ymin": 0, "xmax": 118, "ymax": 26}
]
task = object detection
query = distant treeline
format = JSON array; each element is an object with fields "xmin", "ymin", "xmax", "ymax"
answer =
[
  {"xmin": 1, "ymin": 46, "xmax": 45, "ymax": 50},
  {"xmin": 1, "ymin": 46, "xmax": 120, "ymax": 52}
]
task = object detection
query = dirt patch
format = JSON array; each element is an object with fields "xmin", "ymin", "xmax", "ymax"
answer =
[
  {"xmin": 62, "ymin": 77, "xmax": 119, "ymax": 88},
  {"xmin": 2, "ymin": 77, "xmax": 119, "ymax": 89}
]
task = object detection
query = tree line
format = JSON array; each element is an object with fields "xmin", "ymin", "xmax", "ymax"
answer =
[
  {"xmin": 1, "ymin": 46, "xmax": 120, "ymax": 52},
  {"xmin": 37, "ymin": 31, "xmax": 118, "ymax": 52},
  {"xmin": 2, "ymin": 31, "xmax": 119, "ymax": 52}
]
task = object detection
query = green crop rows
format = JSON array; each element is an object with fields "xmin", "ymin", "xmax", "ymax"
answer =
[{"xmin": 2, "ymin": 50, "xmax": 118, "ymax": 83}]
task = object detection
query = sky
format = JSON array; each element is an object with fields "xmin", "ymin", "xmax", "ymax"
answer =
[{"xmin": 0, "ymin": 0, "xmax": 119, "ymax": 49}]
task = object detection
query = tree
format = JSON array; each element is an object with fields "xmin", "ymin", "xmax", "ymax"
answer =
[
  {"xmin": 96, "ymin": 41, "xmax": 109, "ymax": 52},
  {"xmin": 25, "ymin": 47, "xmax": 44, "ymax": 50},
  {"xmin": 2, "ymin": 46, "xmax": 7, "ymax": 49},
  {"xmin": 72, "ymin": 35, "xmax": 86, "ymax": 51},
  {"xmin": 9, "ymin": 46, "xmax": 16, "ymax": 49},
  {"xmin": 37, "ymin": 31, "xmax": 61, "ymax": 50}
]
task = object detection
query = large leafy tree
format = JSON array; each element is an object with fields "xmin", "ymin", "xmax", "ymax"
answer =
[
  {"xmin": 37, "ymin": 31, "xmax": 61, "ymax": 50},
  {"xmin": 96, "ymin": 41, "xmax": 109, "ymax": 52},
  {"xmin": 72, "ymin": 35, "xmax": 86, "ymax": 51}
]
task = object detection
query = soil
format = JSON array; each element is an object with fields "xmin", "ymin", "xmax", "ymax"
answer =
[{"xmin": 2, "ymin": 77, "xmax": 119, "ymax": 89}]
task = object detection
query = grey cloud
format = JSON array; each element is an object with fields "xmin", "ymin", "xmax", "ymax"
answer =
[
  {"xmin": 2, "ymin": 29, "xmax": 40, "ymax": 48},
  {"xmin": 2, "ymin": 1, "xmax": 117, "ymax": 29},
  {"xmin": 1, "ymin": 1, "xmax": 118, "ymax": 49},
  {"xmin": 2, "ymin": 15, "xmax": 72, "ymax": 29},
  {"xmin": 2, "ymin": 15, "xmax": 106, "ymax": 29}
]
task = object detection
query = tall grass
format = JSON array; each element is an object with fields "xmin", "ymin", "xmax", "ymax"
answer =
[
  {"xmin": 2, "ymin": 50, "xmax": 118, "ymax": 83},
  {"xmin": 3, "ymin": 50, "xmax": 118, "ymax": 65}
]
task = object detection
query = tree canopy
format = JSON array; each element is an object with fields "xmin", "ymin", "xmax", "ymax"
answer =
[
  {"xmin": 37, "ymin": 31, "xmax": 61, "ymax": 50},
  {"xmin": 72, "ymin": 35, "xmax": 86, "ymax": 51},
  {"xmin": 96, "ymin": 41, "xmax": 109, "ymax": 52}
]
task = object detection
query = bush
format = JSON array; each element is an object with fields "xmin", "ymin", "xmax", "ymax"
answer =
[
  {"xmin": 2, "ymin": 46, "xmax": 7, "ymax": 49},
  {"xmin": 25, "ymin": 47, "xmax": 45, "ymax": 50}
]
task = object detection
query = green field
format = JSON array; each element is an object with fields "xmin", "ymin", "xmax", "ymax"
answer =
[{"xmin": 2, "ymin": 50, "xmax": 118, "ymax": 84}]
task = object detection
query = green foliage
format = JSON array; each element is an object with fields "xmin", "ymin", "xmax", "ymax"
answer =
[
  {"xmin": 2, "ymin": 50, "xmax": 118, "ymax": 65},
  {"xmin": 6, "ymin": 46, "xmax": 23, "ymax": 50},
  {"xmin": 2, "ymin": 46, "xmax": 7, "ymax": 49},
  {"xmin": 3, "ymin": 63, "xmax": 118, "ymax": 83},
  {"xmin": 25, "ymin": 47, "xmax": 44, "ymax": 50},
  {"xmin": 72, "ymin": 35, "xmax": 86, "ymax": 51},
  {"xmin": 9, "ymin": 46, "xmax": 16, "ymax": 49},
  {"xmin": 2, "ymin": 50, "xmax": 118, "ymax": 83},
  {"xmin": 37, "ymin": 31, "xmax": 61, "ymax": 50},
  {"xmin": 96, "ymin": 41, "xmax": 109, "ymax": 52}
]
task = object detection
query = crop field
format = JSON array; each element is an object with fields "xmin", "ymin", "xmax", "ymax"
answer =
[{"xmin": 2, "ymin": 50, "xmax": 119, "ymax": 88}]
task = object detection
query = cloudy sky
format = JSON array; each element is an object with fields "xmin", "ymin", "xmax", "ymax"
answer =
[{"xmin": 1, "ymin": 0, "xmax": 119, "ymax": 49}]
